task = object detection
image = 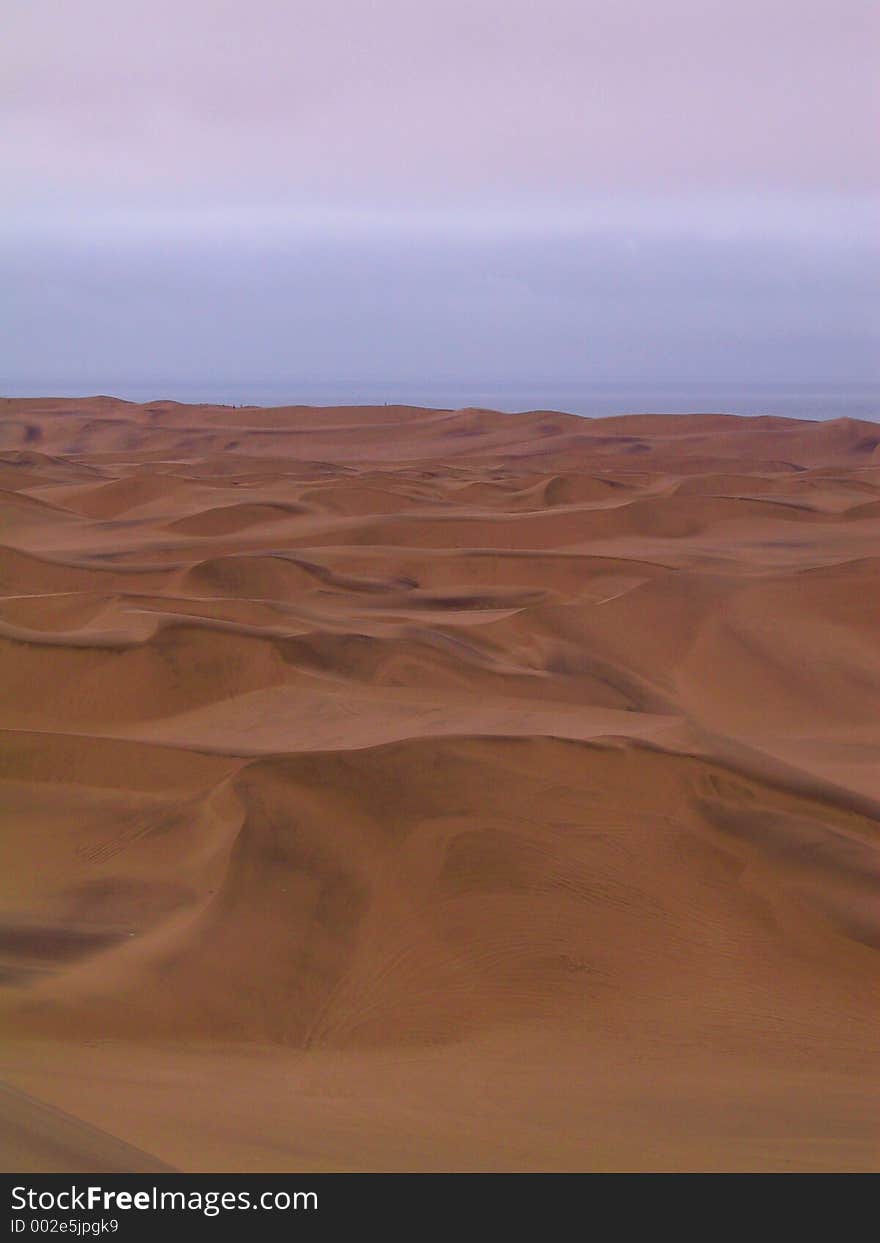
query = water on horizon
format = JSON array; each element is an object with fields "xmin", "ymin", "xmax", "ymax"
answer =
[{"xmin": 1, "ymin": 379, "xmax": 876, "ymax": 423}]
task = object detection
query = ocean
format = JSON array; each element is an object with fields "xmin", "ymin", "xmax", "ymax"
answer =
[{"xmin": 2, "ymin": 379, "xmax": 877, "ymax": 422}]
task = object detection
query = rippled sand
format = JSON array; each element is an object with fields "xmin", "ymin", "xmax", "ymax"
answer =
[{"xmin": 1, "ymin": 398, "xmax": 878, "ymax": 1170}]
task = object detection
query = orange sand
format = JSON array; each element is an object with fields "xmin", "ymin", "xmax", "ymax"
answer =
[{"xmin": 1, "ymin": 398, "xmax": 878, "ymax": 1171}]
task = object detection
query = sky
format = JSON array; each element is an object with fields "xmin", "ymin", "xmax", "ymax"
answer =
[{"xmin": 2, "ymin": 0, "xmax": 877, "ymax": 408}]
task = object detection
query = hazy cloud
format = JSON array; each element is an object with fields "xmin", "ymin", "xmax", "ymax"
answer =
[
  {"xmin": 4, "ymin": 0, "xmax": 877, "ymax": 206},
  {"xmin": 2, "ymin": 1, "xmax": 876, "ymax": 398}
]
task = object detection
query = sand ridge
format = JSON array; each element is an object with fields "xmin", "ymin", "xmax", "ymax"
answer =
[{"xmin": 1, "ymin": 398, "xmax": 878, "ymax": 1171}]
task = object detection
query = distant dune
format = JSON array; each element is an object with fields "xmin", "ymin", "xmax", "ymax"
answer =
[{"xmin": 1, "ymin": 398, "xmax": 878, "ymax": 1172}]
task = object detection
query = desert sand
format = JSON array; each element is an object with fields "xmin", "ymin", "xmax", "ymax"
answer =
[{"xmin": 0, "ymin": 396, "xmax": 878, "ymax": 1171}]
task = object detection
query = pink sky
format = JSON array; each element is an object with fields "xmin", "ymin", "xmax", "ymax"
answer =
[
  {"xmin": 2, "ymin": 1, "xmax": 877, "ymax": 398},
  {"xmin": 5, "ymin": 0, "xmax": 876, "ymax": 209}
]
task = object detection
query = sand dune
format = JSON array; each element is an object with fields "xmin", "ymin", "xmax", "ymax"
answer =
[
  {"xmin": 0, "ymin": 1083, "xmax": 175, "ymax": 1173},
  {"xmin": 1, "ymin": 398, "xmax": 878, "ymax": 1171}
]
